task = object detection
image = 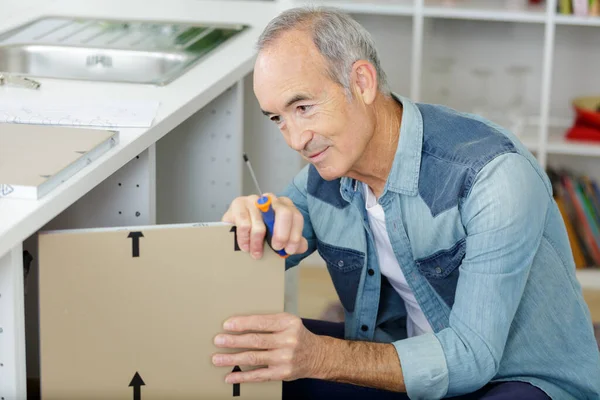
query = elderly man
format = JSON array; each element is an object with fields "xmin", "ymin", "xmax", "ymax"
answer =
[{"xmin": 211, "ymin": 6, "xmax": 600, "ymax": 400}]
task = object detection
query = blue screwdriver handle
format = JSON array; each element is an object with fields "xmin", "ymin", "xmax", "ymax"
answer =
[{"xmin": 256, "ymin": 195, "xmax": 289, "ymax": 258}]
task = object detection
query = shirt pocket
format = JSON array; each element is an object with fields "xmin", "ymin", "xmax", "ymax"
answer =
[
  {"xmin": 415, "ymin": 238, "xmax": 466, "ymax": 308},
  {"xmin": 317, "ymin": 239, "xmax": 365, "ymax": 313}
]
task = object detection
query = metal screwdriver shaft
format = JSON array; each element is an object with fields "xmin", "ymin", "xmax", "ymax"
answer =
[
  {"xmin": 241, "ymin": 153, "xmax": 288, "ymax": 258},
  {"xmin": 243, "ymin": 153, "xmax": 263, "ymax": 195}
]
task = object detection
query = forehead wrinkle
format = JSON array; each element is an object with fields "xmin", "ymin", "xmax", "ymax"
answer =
[{"xmin": 253, "ymin": 29, "xmax": 334, "ymax": 115}]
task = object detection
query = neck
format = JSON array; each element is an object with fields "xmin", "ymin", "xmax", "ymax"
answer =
[{"xmin": 347, "ymin": 93, "xmax": 402, "ymax": 198}]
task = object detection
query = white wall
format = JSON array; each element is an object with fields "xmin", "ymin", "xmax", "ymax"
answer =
[
  {"xmin": 421, "ymin": 18, "xmax": 545, "ymax": 118},
  {"xmin": 350, "ymin": 13, "xmax": 414, "ymax": 97}
]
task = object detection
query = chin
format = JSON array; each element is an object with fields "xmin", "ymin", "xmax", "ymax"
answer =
[{"xmin": 313, "ymin": 164, "xmax": 345, "ymax": 181}]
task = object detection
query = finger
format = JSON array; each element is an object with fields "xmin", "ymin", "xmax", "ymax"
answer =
[
  {"xmin": 278, "ymin": 196, "xmax": 301, "ymax": 208},
  {"xmin": 224, "ymin": 313, "xmax": 294, "ymax": 332},
  {"xmin": 226, "ymin": 366, "xmax": 283, "ymax": 384},
  {"xmin": 214, "ymin": 332, "xmax": 286, "ymax": 349},
  {"xmin": 212, "ymin": 350, "xmax": 270, "ymax": 368},
  {"xmin": 270, "ymin": 201, "xmax": 293, "ymax": 251},
  {"xmin": 277, "ymin": 197, "xmax": 307, "ymax": 254},
  {"xmin": 247, "ymin": 199, "xmax": 267, "ymax": 259},
  {"xmin": 285, "ymin": 211, "xmax": 306, "ymax": 254},
  {"xmin": 230, "ymin": 200, "xmax": 253, "ymax": 252},
  {"xmin": 221, "ymin": 208, "xmax": 234, "ymax": 224}
]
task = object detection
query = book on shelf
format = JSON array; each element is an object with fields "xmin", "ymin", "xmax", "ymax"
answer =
[
  {"xmin": 548, "ymin": 168, "xmax": 600, "ymax": 268},
  {"xmin": 558, "ymin": 0, "xmax": 600, "ymax": 16},
  {"xmin": 0, "ymin": 123, "xmax": 119, "ymax": 200}
]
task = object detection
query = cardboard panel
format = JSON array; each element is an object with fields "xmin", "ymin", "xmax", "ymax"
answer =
[
  {"xmin": 38, "ymin": 223, "xmax": 284, "ymax": 399},
  {"xmin": 0, "ymin": 123, "xmax": 116, "ymax": 187},
  {"xmin": 0, "ymin": 123, "xmax": 118, "ymax": 199}
]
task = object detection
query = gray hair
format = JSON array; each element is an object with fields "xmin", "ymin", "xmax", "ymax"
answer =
[{"xmin": 256, "ymin": 6, "xmax": 391, "ymax": 97}]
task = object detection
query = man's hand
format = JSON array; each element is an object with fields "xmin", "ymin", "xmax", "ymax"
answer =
[
  {"xmin": 211, "ymin": 313, "xmax": 325, "ymax": 383},
  {"xmin": 211, "ymin": 313, "xmax": 406, "ymax": 392},
  {"xmin": 221, "ymin": 194, "xmax": 308, "ymax": 259}
]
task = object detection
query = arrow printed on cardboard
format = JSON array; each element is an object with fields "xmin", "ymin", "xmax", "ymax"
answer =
[
  {"xmin": 128, "ymin": 232, "xmax": 144, "ymax": 257},
  {"xmin": 0, "ymin": 184, "xmax": 14, "ymax": 197},
  {"xmin": 229, "ymin": 226, "xmax": 241, "ymax": 251},
  {"xmin": 232, "ymin": 365, "xmax": 241, "ymax": 396},
  {"xmin": 129, "ymin": 372, "xmax": 145, "ymax": 400}
]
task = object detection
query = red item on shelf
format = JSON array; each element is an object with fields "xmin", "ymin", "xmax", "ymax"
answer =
[
  {"xmin": 565, "ymin": 96, "xmax": 600, "ymax": 143},
  {"xmin": 566, "ymin": 119, "xmax": 600, "ymax": 142}
]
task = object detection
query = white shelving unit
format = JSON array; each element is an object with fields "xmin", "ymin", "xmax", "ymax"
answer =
[
  {"xmin": 423, "ymin": 0, "xmax": 547, "ymax": 22},
  {"xmin": 284, "ymin": 0, "xmax": 600, "ymax": 288},
  {"xmin": 292, "ymin": 0, "xmax": 414, "ymax": 15},
  {"xmin": 555, "ymin": 13, "xmax": 600, "ymax": 26}
]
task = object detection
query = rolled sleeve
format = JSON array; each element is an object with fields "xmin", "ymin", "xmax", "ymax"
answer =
[{"xmin": 393, "ymin": 333, "xmax": 449, "ymax": 399}]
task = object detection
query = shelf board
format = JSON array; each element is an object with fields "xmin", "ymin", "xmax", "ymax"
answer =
[
  {"xmin": 423, "ymin": 0, "xmax": 546, "ymax": 23},
  {"xmin": 294, "ymin": 0, "xmax": 414, "ymax": 16},
  {"xmin": 515, "ymin": 122, "xmax": 600, "ymax": 157},
  {"xmin": 577, "ymin": 269, "xmax": 600, "ymax": 290},
  {"xmin": 292, "ymin": 1, "xmax": 600, "ymax": 24},
  {"xmin": 555, "ymin": 14, "xmax": 600, "ymax": 27},
  {"xmin": 546, "ymin": 126, "xmax": 600, "ymax": 157}
]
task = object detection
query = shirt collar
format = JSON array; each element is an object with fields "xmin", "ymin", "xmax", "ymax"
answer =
[{"xmin": 340, "ymin": 93, "xmax": 423, "ymax": 201}]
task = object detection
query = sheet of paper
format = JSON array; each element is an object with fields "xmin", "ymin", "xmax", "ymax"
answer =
[{"xmin": 0, "ymin": 98, "xmax": 159, "ymax": 128}]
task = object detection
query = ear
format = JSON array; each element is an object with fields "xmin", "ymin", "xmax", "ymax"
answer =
[{"xmin": 350, "ymin": 60, "xmax": 378, "ymax": 105}]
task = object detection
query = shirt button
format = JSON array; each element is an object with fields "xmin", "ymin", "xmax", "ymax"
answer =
[
  {"xmin": 368, "ymin": 269, "xmax": 375, "ymax": 276},
  {"xmin": 361, "ymin": 324, "xmax": 368, "ymax": 332},
  {"xmin": 435, "ymin": 266, "xmax": 442, "ymax": 274},
  {"xmin": 337, "ymin": 260, "xmax": 344, "ymax": 267}
]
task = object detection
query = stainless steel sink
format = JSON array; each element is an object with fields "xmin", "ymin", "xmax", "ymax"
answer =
[{"xmin": 0, "ymin": 17, "xmax": 248, "ymax": 85}]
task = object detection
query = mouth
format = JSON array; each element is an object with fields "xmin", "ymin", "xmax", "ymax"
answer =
[{"xmin": 307, "ymin": 147, "xmax": 329, "ymax": 161}]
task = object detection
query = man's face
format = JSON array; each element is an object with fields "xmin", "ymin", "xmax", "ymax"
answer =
[{"xmin": 253, "ymin": 29, "xmax": 374, "ymax": 181}]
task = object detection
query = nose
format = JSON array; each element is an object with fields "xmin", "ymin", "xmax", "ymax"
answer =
[{"xmin": 287, "ymin": 124, "xmax": 313, "ymax": 153}]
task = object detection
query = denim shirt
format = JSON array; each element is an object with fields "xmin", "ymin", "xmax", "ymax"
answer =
[{"xmin": 279, "ymin": 94, "xmax": 600, "ymax": 399}]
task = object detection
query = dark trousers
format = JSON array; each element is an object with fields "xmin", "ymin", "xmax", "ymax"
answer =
[{"xmin": 282, "ymin": 319, "xmax": 550, "ymax": 400}]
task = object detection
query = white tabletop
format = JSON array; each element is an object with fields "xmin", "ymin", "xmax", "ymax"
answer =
[{"xmin": 0, "ymin": 0, "xmax": 280, "ymax": 257}]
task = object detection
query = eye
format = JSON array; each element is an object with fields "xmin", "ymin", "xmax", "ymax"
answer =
[
  {"xmin": 270, "ymin": 115, "xmax": 282, "ymax": 124},
  {"xmin": 298, "ymin": 105, "xmax": 312, "ymax": 113}
]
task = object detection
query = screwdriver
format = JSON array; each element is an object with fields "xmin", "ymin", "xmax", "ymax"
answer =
[{"xmin": 242, "ymin": 153, "xmax": 289, "ymax": 258}]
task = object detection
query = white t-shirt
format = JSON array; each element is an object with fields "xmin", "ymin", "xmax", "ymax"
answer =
[{"xmin": 362, "ymin": 183, "xmax": 433, "ymax": 338}]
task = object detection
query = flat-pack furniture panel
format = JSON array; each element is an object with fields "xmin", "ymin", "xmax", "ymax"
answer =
[
  {"xmin": 37, "ymin": 223, "xmax": 284, "ymax": 400},
  {"xmin": 0, "ymin": 123, "xmax": 118, "ymax": 200}
]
